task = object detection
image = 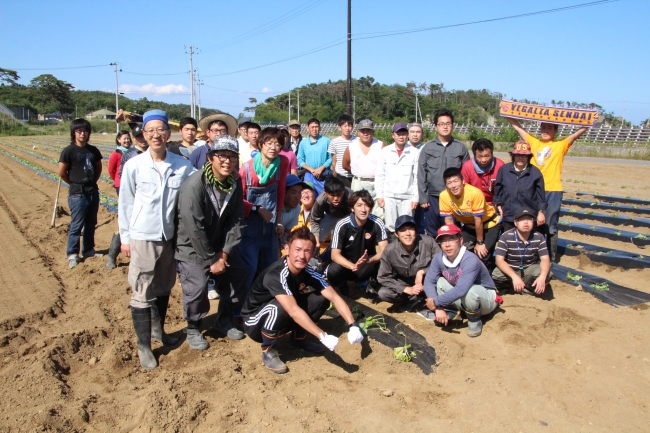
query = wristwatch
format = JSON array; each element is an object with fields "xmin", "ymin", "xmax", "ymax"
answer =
[
  {"xmin": 477, "ymin": 240, "xmax": 485, "ymax": 245},
  {"xmin": 251, "ymin": 205, "xmax": 258, "ymax": 213}
]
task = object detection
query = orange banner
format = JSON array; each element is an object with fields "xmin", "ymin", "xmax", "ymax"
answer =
[{"xmin": 500, "ymin": 99, "xmax": 597, "ymax": 127}]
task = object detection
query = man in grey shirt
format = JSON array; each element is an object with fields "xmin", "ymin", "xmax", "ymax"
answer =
[
  {"xmin": 377, "ymin": 216, "xmax": 440, "ymax": 311},
  {"xmin": 417, "ymin": 109, "xmax": 470, "ymax": 236}
]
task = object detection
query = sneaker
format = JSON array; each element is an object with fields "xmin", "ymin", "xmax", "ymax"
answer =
[
  {"xmin": 208, "ymin": 290, "xmax": 220, "ymax": 300},
  {"xmin": 69, "ymin": 257, "xmax": 79, "ymax": 269},
  {"xmin": 262, "ymin": 349, "xmax": 287, "ymax": 374},
  {"xmin": 417, "ymin": 309, "xmax": 436, "ymax": 322},
  {"xmin": 289, "ymin": 337, "xmax": 325, "ymax": 353},
  {"xmin": 365, "ymin": 286, "xmax": 379, "ymax": 300}
]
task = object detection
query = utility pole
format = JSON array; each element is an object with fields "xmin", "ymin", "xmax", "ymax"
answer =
[
  {"xmin": 346, "ymin": 0, "xmax": 352, "ymax": 116},
  {"xmin": 110, "ymin": 62, "xmax": 121, "ymax": 134},
  {"xmin": 197, "ymin": 75, "xmax": 203, "ymax": 120},
  {"xmin": 415, "ymin": 93, "xmax": 418, "ymax": 123},
  {"xmin": 353, "ymin": 95, "xmax": 356, "ymax": 124},
  {"xmin": 288, "ymin": 91, "xmax": 291, "ymax": 123},
  {"xmin": 186, "ymin": 45, "xmax": 197, "ymax": 118},
  {"xmin": 297, "ymin": 90, "xmax": 300, "ymax": 122}
]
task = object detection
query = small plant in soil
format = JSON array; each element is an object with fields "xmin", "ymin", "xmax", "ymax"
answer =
[
  {"xmin": 635, "ymin": 233, "xmax": 649, "ymax": 240},
  {"xmin": 590, "ymin": 282, "xmax": 610, "ymax": 292},
  {"xmin": 360, "ymin": 313, "xmax": 388, "ymax": 334},
  {"xmin": 614, "ymin": 230, "xmax": 622, "ymax": 236},
  {"xmin": 567, "ymin": 272, "xmax": 583, "ymax": 282},
  {"xmin": 393, "ymin": 332, "xmax": 416, "ymax": 362}
]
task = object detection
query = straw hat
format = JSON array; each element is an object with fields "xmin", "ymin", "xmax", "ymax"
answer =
[{"xmin": 199, "ymin": 113, "xmax": 238, "ymax": 136}]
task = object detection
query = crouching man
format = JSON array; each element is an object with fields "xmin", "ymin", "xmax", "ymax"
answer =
[
  {"xmin": 175, "ymin": 135, "xmax": 245, "ymax": 350},
  {"xmin": 422, "ymin": 224, "xmax": 502, "ymax": 337},
  {"xmin": 492, "ymin": 207, "xmax": 551, "ymax": 296},
  {"xmin": 377, "ymin": 216, "xmax": 440, "ymax": 312},
  {"xmin": 119, "ymin": 110, "xmax": 195, "ymax": 369},
  {"xmin": 241, "ymin": 227, "xmax": 364, "ymax": 374}
]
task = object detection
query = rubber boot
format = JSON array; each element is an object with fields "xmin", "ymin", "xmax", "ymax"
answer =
[
  {"xmin": 105, "ymin": 233, "xmax": 121, "ymax": 270},
  {"xmin": 131, "ymin": 307, "xmax": 157, "ymax": 369},
  {"xmin": 213, "ymin": 301, "xmax": 245, "ymax": 340},
  {"xmin": 465, "ymin": 310, "xmax": 483, "ymax": 338},
  {"xmin": 184, "ymin": 321, "xmax": 209, "ymax": 350},
  {"xmin": 261, "ymin": 332, "xmax": 287, "ymax": 374},
  {"xmin": 549, "ymin": 233, "xmax": 559, "ymax": 263},
  {"xmin": 151, "ymin": 296, "xmax": 179, "ymax": 346}
]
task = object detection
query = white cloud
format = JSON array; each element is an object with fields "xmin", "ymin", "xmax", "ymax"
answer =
[
  {"xmin": 119, "ymin": 83, "xmax": 189, "ymax": 95},
  {"xmin": 262, "ymin": 87, "xmax": 272, "ymax": 93}
]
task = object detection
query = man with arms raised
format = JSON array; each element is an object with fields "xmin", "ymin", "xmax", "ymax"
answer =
[
  {"xmin": 492, "ymin": 207, "xmax": 551, "ymax": 296},
  {"xmin": 327, "ymin": 190, "xmax": 388, "ymax": 297},
  {"xmin": 242, "ymin": 226, "xmax": 364, "ymax": 374},
  {"xmin": 377, "ymin": 216, "xmax": 440, "ymax": 311},
  {"xmin": 418, "ymin": 109, "xmax": 470, "ymax": 236},
  {"xmin": 422, "ymin": 224, "xmax": 502, "ymax": 337},
  {"xmin": 175, "ymin": 135, "xmax": 245, "ymax": 348},
  {"xmin": 119, "ymin": 110, "xmax": 195, "ymax": 369}
]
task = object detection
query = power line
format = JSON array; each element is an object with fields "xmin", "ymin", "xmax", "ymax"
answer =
[
  {"xmin": 6, "ymin": 64, "xmax": 110, "ymax": 71},
  {"xmin": 121, "ymin": 70, "xmax": 187, "ymax": 76},
  {"xmin": 202, "ymin": 84, "xmax": 287, "ymax": 95},
  {"xmin": 201, "ymin": 0, "xmax": 329, "ymax": 53}
]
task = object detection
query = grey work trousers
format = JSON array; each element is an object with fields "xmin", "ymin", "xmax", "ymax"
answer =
[
  {"xmin": 177, "ymin": 260, "xmax": 211, "ymax": 322},
  {"xmin": 436, "ymin": 277, "xmax": 498, "ymax": 316},
  {"xmin": 491, "ymin": 264, "xmax": 551, "ymax": 296},
  {"xmin": 128, "ymin": 239, "xmax": 177, "ymax": 309}
]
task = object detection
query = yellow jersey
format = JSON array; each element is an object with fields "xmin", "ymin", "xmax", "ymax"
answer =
[
  {"xmin": 526, "ymin": 133, "xmax": 571, "ymax": 192},
  {"xmin": 439, "ymin": 184, "xmax": 499, "ymax": 228}
]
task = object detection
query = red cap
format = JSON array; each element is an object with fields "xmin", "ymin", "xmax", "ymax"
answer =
[
  {"xmin": 436, "ymin": 224, "xmax": 462, "ymax": 240},
  {"xmin": 512, "ymin": 140, "xmax": 532, "ymax": 155}
]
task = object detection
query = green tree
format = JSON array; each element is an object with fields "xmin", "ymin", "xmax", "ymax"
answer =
[
  {"xmin": 0, "ymin": 68, "xmax": 19, "ymax": 85},
  {"xmin": 29, "ymin": 74, "xmax": 74, "ymax": 119}
]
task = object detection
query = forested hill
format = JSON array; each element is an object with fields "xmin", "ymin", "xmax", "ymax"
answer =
[{"xmin": 251, "ymin": 76, "xmax": 611, "ymax": 125}]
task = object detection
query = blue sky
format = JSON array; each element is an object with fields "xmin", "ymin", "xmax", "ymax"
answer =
[{"xmin": 2, "ymin": 0, "xmax": 649, "ymax": 123}]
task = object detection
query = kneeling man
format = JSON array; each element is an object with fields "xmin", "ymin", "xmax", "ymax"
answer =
[
  {"xmin": 241, "ymin": 226, "xmax": 364, "ymax": 374},
  {"xmin": 377, "ymin": 215, "xmax": 440, "ymax": 311},
  {"xmin": 492, "ymin": 207, "xmax": 551, "ymax": 296},
  {"xmin": 423, "ymin": 224, "xmax": 502, "ymax": 337}
]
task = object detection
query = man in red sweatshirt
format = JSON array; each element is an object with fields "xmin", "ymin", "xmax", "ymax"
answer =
[{"xmin": 461, "ymin": 138, "xmax": 504, "ymax": 206}]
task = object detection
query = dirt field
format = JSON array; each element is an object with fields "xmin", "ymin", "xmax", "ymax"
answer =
[{"xmin": 0, "ymin": 135, "xmax": 649, "ymax": 432}]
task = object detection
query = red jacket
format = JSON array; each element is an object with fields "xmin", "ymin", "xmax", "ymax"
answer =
[
  {"xmin": 108, "ymin": 150, "xmax": 123, "ymax": 188},
  {"xmin": 461, "ymin": 157, "xmax": 504, "ymax": 205},
  {"xmin": 240, "ymin": 155, "xmax": 289, "ymax": 219}
]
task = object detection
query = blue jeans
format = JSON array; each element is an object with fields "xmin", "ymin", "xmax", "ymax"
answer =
[
  {"xmin": 66, "ymin": 192, "xmax": 100, "ymax": 258},
  {"xmin": 238, "ymin": 213, "xmax": 279, "ymax": 293},
  {"xmin": 545, "ymin": 191, "xmax": 563, "ymax": 235}
]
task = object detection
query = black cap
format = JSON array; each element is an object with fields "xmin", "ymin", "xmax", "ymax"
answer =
[
  {"xmin": 395, "ymin": 215, "xmax": 417, "ymax": 231},
  {"xmin": 131, "ymin": 124, "xmax": 143, "ymax": 137},
  {"xmin": 514, "ymin": 207, "xmax": 535, "ymax": 220}
]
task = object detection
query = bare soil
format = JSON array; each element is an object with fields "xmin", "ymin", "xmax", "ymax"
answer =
[{"xmin": 0, "ymin": 136, "xmax": 648, "ymax": 432}]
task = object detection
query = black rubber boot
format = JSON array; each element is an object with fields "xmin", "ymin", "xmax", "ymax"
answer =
[
  {"xmin": 213, "ymin": 301, "xmax": 245, "ymax": 340},
  {"xmin": 184, "ymin": 321, "xmax": 209, "ymax": 350},
  {"xmin": 131, "ymin": 307, "xmax": 157, "ymax": 369},
  {"xmin": 465, "ymin": 310, "xmax": 483, "ymax": 338},
  {"xmin": 549, "ymin": 233, "xmax": 559, "ymax": 263},
  {"xmin": 105, "ymin": 233, "xmax": 121, "ymax": 270},
  {"xmin": 151, "ymin": 296, "xmax": 179, "ymax": 346}
]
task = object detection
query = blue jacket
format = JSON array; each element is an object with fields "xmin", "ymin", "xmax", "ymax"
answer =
[{"xmin": 493, "ymin": 162, "xmax": 546, "ymax": 223}]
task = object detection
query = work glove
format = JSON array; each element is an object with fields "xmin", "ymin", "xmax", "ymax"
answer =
[
  {"xmin": 319, "ymin": 332, "xmax": 339, "ymax": 351},
  {"xmin": 347, "ymin": 326, "xmax": 364, "ymax": 344}
]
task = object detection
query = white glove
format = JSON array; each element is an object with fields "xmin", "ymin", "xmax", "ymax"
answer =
[
  {"xmin": 347, "ymin": 326, "xmax": 364, "ymax": 344},
  {"xmin": 319, "ymin": 332, "xmax": 339, "ymax": 351}
]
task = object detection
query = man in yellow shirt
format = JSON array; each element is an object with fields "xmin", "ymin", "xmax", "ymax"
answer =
[
  {"xmin": 439, "ymin": 167, "xmax": 501, "ymax": 266},
  {"xmin": 506, "ymin": 117, "xmax": 595, "ymax": 261}
]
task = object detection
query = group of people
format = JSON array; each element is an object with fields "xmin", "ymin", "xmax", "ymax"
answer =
[{"xmin": 57, "ymin": 106, "xmax": 593, "ymax": 374}]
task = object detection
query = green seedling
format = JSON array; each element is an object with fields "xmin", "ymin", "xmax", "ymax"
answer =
[
  {"xmin": 586, "ymin": 210, "xmax": 594, "ymax": 215},
  {"xmin": 589, "ymin": 225, "xmax": 595, "ymax": 229},
  {"xmin": 590, "ymin": 201, "xmax": 599, "ymax": 206},
  {"xmin": 567, "ymin": 272, "xmax": 583, "ymax": 282},
  {"xmin": 612, "ymin": 213, "xmax": 619, "ymax": 217},
  {"xmin": 569, "ymin": 208, "xmax": 578, "ymax": 213},
  {"xmin": 590, "ymin": 282, "xmax": 610, "ymax": 292},
  {"xmin": 351, "ymin": 305, "xmax": 364, "ymax": 322},
  {"xmin": 360, "ymin": 314, "xmax": 388, "ymax": 333},
  {"xmin": 393, "ymin": 331, "xmax": 416, "ymax": 362},
  {"xmin": 625, "ymin": 195, "xmax": 631, "ymax": 199},
  {"xmin": 635, "ymin": 234, "xmax": 649, "ymax": 240},
  {"xmin": 614, "ymin": 231, "xmax": 622, "ymax": 236},
  {"xmin": 595, "ymin": 251, "xmax": 612, "ymax": 255},
  {"xmin": 567, "ymin": 244, "xmax": 584, "ymax": 249},
  {"xmin": 621, "ymin": 185, "xmax": 627, "ymax": 189}
]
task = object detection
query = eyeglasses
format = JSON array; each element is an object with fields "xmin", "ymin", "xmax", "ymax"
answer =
[
  {"xmin": 263, "ymin": 142, "xmax": 282, "ymax": 149},
  {"xmin": 144, "ymin": 127, "xmax": 168, "ymax": 135},
  {"xmin": 209, "ymin": 128, "xmax": 228, "ymax": 134},
  {"xmin": 214, "ymin": 154, "xmax": 239, "ymax": 163},
  {"xmin": 74, "ymin": 129, "xmax": 89, "ymax": 134},
  {"xmin": 436, "ymin": 122, "xmax": 453, "ymax": 127}
]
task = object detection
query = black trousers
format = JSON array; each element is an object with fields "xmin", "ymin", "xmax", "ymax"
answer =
[
  {"xmin": 326, "ymin": 261, "xmax": 379, "ymax": 287},
  {"xmin": 243, "ymin": 291, "xmax": 329, "ymax": 341},
  {"xmin": 336, "ymin": 174, "xmax": 353, "ymax": 189},
  {"xmin": 461, "ymin": 223, "xmax": 501, "ymax": 264}
]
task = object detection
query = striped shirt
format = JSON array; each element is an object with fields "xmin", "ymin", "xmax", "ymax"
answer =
[
  {"xmin": 328, "ymin": 135, "xmax": 355, "ymax": 177},
  {"xmin": 495, "ymin": 229, "xmax": 548, "ymax": 268}
]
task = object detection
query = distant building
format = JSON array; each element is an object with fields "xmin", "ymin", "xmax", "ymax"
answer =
[
  {"xmin": 86, "ymin": 109, "xmax": 116, "ymax": 120},
  {"xmin": 2, "ymin": 105, "xmax": 36, "ymax": 122}
]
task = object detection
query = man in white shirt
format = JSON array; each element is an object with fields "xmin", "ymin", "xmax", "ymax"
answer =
[
  {"xmin": 328, "ymin": 114, "xmax": 355, "ymax": 188},
  {"xmin": 375, "ymin": 122, "xmax": 420, "ymax": 239},
  {"xmin": 119, "ymin": 109, "xmax": 196, "ymax": 370},
  {"xmin": 342, "ymin": 119, "xmax": 384, "ymax": 218}
]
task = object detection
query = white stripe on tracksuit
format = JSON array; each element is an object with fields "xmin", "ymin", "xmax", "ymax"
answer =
[{"xmin": 244, "ymin": 304, "xmax": 278, "ymax": 330}]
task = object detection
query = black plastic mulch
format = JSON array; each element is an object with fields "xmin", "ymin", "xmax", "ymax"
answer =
[
  {"xmin": 345, "ymin": 297, "xmax": 437, "ymax": 375},
  {"xmin": 558, "ymin": 239, "xmax": 650, "ymax": 269},
  {"xmin": 552, "ymin": 263, "xmax": 650, "ymax": 307},
  {"xmin": 562, "ymin": 198, "xmax": 650, "ymax": 216},
  {"xmin": 560, "ymin": 208, "xmax": 650, "ymax": 230},
  {"xmin": 575, "ymin": 192, "xmax": 650, "ymax": 207},
  {"xmin": 558, "ymin": 221, "xmax": 650, "ymax": 246}
]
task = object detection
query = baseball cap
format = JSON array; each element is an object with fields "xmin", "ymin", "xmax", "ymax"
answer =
[
  {"xmin": 407, "ymin": 122, "xmax": 423, "ymax": 130},
  {"xmin": 392, "ymin": 122, "xmax": 408, "ymax": 133},
  {"xmin": 286, "ymin": 174, "xmax": 310, "ymax": 189},
  {"xmin": 143, "ymin": 109, "xmax": 169, "ymax": 128},
  {"xmin": 512, "ymin": 140, "xmax": 532, "ymax": 155},
  {"xmin": 435, "ymin": 224, "xmax": 462, "ymax": 240},
  {"xmin": 394, "ymin": 215, "xmax": 416, "ymax": 231},
  {"xmin": 277, "ymin": 124, "xmax": 288, "ymax": 130},
  {"xmin": 288, "ymin": 119, "xmax": 301, "ymax": 127},
  {"xmin": 238, "ymin": 117, "xmax": 252, "ymax": 126},
  {"xmin": 131, "ymin": 124, "xmax": 144, "ymax": 137},
  {"xmin": 514, "ymin": 207, "xmax": 535, "ymax": 220},
  {"xmin": 303, "ymin": 181, "xmax": 315, "ymax": 192},
  {"xmin": 209, "ymin": 135, "xmax": 239, "ymax": 153},
  {"xmin": 357, "ymin": 119, "xmax": 374, "ymax": 130}
]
